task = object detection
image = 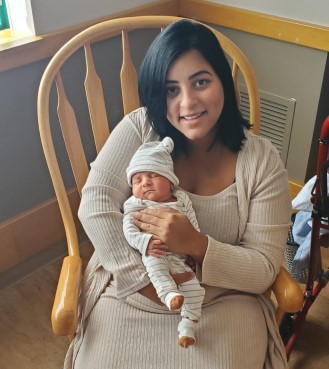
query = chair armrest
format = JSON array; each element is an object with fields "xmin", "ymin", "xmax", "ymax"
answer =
[
  {"xmin": 51, "ymin": 256, "xmax": 82, "ymax": 336},
  {"xmin": 271, "ymin": 266, "xmax": 304, "ymax": 323}
]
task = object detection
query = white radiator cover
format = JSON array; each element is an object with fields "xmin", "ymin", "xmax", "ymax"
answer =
[{"xmin": 239, "ymin": 86, "xmax": 296, "ymax": 166}]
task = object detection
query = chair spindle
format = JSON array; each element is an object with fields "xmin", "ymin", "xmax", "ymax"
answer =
[
  {"xmin": 120, "ymin": 30, "xmax": 140, "ymax": 115},
  {"xmin": 55, "ymin": 72, "xmax": 89, "ymax": 195},
  {"xmin": 84, "ymin": 43, "xmax": 110, "ymax": 154}
]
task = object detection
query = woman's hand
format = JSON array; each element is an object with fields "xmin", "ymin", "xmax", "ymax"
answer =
[
  {"xmin": 146, "ymin": 237, "xmax": 168, "ymax": 257},
  {"xmin": 133, "ymin": 208, "xmax": 208, "ymax": 262}
]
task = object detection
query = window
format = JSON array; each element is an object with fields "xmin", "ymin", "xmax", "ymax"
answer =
[{"xmin": 0, "ymin": 0, "xmax": 10, "ymax": 30}]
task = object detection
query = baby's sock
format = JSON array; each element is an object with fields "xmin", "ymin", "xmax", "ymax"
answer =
[
  {"xmin": 164, "ymin": 292, "xmax": 184, "ymax": 311},
  {"xmin": 178, "ymin": 318, "xmax": 197, "ymax": 348}
]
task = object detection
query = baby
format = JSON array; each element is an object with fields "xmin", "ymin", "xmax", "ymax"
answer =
[{"xmin": 123, "ymin": 137, "xmax": 205, "ymax": 348}]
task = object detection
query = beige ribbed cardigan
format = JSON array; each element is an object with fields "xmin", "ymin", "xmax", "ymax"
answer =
[{"xmin": 64, "ymin": 107, "xmax": 292, "ymax": 369}]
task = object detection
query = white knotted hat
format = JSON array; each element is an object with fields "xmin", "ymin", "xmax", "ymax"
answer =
[{"xmin": 126, "ymin": 137, "xmax": 179, "ymax": 187}]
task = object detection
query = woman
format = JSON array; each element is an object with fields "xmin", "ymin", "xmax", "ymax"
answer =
[{"xmin": 65, "ymin": 19, "xmax": 291, "ymax": 369}]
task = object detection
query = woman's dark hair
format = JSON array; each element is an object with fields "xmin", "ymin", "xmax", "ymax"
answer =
[{"xmin": 138, "ymin": 19, "xmax": 251, "ymax": 157}]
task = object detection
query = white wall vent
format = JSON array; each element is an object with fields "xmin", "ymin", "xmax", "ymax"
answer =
[{"xmin": 239, "ymin": 86, "xmax": 296, "ymax": 166}]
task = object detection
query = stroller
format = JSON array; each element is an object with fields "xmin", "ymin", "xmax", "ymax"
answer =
[{"xmin": 281, "ymin": 115, "xmax": 329, "ymax": 360}]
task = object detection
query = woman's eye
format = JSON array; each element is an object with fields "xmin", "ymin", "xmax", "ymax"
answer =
[
  {"xmin": 166, "ymin": 86, "xmax": 178, "ymax": 97},
  {"xmin": 195, "ymin": 79, "xmax": 209, "ymax": 88}
]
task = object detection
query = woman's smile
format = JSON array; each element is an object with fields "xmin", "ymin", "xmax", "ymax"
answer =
[
  {"xmin": 180, "ymin": 111, "xmax": 206, "ymax": 126},
  {"xmin": 181, "ymin": 111, "xmax": 204, "ymax": 120}
]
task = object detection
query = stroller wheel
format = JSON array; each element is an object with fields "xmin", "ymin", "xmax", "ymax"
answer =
[{"xmin": 279, "ymin": 313, "xmax": 294, "ymax": 345}]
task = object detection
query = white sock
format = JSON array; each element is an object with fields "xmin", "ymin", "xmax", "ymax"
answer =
[
  {"xmin": 164, "ymin": 292, "xmax": 184, "ymax": 311},
  {"xmin": 178, "ymin": 318, "xmax": 196, "ymax": 340}
]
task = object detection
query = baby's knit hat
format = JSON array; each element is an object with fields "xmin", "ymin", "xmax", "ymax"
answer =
[{"xmin": 126, "ymin": 137, "xmax": 179, "ymax": 187}]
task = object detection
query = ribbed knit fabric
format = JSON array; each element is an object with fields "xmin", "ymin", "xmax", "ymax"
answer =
[{"xmin": 64, "ymin": 107, "xmax": 291, "ymax": 369}]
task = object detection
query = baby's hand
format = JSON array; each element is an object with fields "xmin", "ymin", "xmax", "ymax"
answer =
[{"xmin": 146, "ymin": 237, "xmax": 168, "ymax": 257}]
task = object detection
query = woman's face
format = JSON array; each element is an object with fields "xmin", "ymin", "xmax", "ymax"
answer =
[{"xmin": 165, "ymin": 49, "xmax": 224, "ymax": 145}]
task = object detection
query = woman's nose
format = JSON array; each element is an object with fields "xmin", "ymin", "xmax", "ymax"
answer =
[{"xmin": 180, "ymin": 88, "xmax": 197, "ymax": 109}]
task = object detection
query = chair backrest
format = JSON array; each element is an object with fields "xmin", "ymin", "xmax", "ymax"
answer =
[{"xmin": 37, "ymin": 16, "xmax": 260, "ymax": 259}]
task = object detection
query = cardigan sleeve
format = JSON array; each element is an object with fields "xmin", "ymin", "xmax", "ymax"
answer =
[
  {"xmin": 201, "ymin": 135, "xmax": 292, "ymax": 294},
  {"xmin": 78, "ymin": 108, "xmax": 157, "ymax": 300}
]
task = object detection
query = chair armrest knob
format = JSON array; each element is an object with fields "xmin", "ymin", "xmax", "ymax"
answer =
[
  {"xmin": 51, "ymin": 256, "xmax": 82, "ymax": 336},
  {"xmin": 271, "ymin": 266, "xmax": 304, "ymax": 314}
]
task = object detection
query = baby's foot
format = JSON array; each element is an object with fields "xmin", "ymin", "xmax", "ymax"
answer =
[
  {"xmin": 178, "ymin": 318, "xmax": 197, "ymax": 349},
  {"xmin": 164, "ymin": 292, "xmax": 184, "ymax": 311},
  {"xmin": 178, "ymin": 336, "xmax": 195, "ymax": 348}
]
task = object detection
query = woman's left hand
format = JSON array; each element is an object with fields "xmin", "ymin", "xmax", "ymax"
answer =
[{"xmin": 132, "ymin": 208, "xmax": 207, "ymax": 261}]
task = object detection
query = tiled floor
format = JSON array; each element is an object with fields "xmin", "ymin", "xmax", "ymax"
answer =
[{"xmin": 0, "ymin": 245, "xmax": 328, "ymax": 369}]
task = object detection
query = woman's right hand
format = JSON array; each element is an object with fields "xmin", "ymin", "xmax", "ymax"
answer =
[{"xmin": 133, "ymin": 208, "xmax": 208, "ymax": 262}]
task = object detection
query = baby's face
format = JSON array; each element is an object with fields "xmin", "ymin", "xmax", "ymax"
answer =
[{"xmin": 131, "ymin": 172, "xmax": 172, "ymax": 202}]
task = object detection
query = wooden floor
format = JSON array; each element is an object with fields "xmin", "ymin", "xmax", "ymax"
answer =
[{"xmin": 0, "ymin": 245, "xmax": 328, "ymax": 369}]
